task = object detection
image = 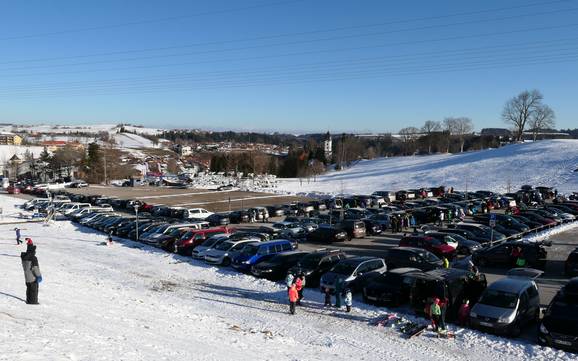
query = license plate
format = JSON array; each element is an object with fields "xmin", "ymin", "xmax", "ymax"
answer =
[
  {"xmin": 479, "ymin": 322, "xmax": 493, "ymax": 327},
  {"xmin": 554, "ymin": 340, "xmax": 572, "ymax": 346}
]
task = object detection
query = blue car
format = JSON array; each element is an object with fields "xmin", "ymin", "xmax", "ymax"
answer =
[{"xmin": 231, "ymin": 239, "xmax": 295, "ymax": 272}]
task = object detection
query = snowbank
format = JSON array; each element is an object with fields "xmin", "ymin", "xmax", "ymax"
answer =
[
  {"xmin": 274, "ymin": 140, "xmax": 578, "ymax": 196},
  {"xmin": 0, "ymin": 194, "xmax": 574, "ymax": 360}
]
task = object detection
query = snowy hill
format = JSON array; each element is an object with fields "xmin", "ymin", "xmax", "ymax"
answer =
[
  {"xmin": 112, "ymin": 133, "xmax": 157, "ymax": 149},
  {"xmin": 0, "ymin": 195, "xmax": 574, "ymax": 361},
  {"xmin": 277, "ymin": 140, "xmax": 578, "ymax": 196}
]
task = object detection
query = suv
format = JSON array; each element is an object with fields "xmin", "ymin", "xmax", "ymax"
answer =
[
  {"xmin": 288, "ymin": 249, "xmax": 347, "ymax": 287},
  {"xmin": 320, "ymin": 257, "xmax": 387, "ymax": 293},
  {"xmin": 338, "ymin": 220, "xmax": 367, "ymax": 239},
  {"xmin": 539, "ymin": 277, "xmax": 578, "ymax": 352},
  {"xmin": 306, "ymin": 225, "xmax": 349, "ymax": 243},
  {"xmin": 362, "ymin": 267, "xmax": 422, "ymax": 306},
  {"xmin": 399, "ymin": 235, "xmax": 457, "ymax": 260},
  {"xmin": 184, "ymin": 208, "xmax": 213, "ymax": 220},
  {"xmin": 472, "ymin": 241, "xmax": 548, "ymax": 269},
  {"xmin": 231, "ymin": 239, "xmax": 295, "ymax": 272},
  {"xmin": 381, "ymin": 247, "xmax": 442, "ymax": 271},
  {"xmin": 470, "ymin": 277, "xmax": 540, "ymax": 337}
]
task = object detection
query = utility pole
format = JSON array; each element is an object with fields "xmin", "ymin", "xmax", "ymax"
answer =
[{"xmin": 103, "ymin": 152, "xmax": 108, "ymax": 185}]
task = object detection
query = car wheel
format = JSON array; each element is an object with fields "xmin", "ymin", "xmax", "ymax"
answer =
[{"xmin": 222, "ymin": 258, "xmax": 231, "ymax": 266}]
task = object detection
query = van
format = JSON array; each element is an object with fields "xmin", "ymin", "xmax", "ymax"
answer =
[
  {"xmin": 339, "ymin": 220, "xmax": 366, "ymax": 239},
  {"xmin": 231, "ymin": 239, "xmax": 295, "ymax": 272},
  {"xmin": 470, "ymin": 276, "xmax": 540, "ymax": 337}
]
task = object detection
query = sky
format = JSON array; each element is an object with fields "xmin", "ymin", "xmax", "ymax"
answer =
[{"xmin": 0, "ymin": 0, "xmax": 577, "ymax": 133}]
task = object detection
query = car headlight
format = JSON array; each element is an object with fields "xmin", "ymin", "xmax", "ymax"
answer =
[
  {"xmin": 539, "ymin": 323, "xmax": 549, "ymax": 334},
  {"xmin": 470, "ymin": 311, "xmax": 477, "ymax": 318},
  {"xmin": 242, "ymin": 261, "xmax": 250, "ymax": 264},
  {"xmin": 497, "ymin": 316, "xmax": 512, "ymax": 324}
]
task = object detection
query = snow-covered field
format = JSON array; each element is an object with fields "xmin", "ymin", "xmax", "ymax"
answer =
[
  {"xmin": 0, "ymin": 195, "xmax": 575, "ymax": 361},
  {"xmin": 112, "ymin": 133, "xmax": 157, "ymax": 149},
  {"xmin": 275, "ymin": 140, "xmax": 578, "ymax": 196}
]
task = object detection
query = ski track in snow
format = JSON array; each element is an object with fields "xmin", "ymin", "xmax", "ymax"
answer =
[
  {"xmin": 0, "ymin": 195, "xmax": 576, "ymax": 361},
  {"xmin": 272, "ymin": 140, "xmax": 578, "ymax": 196}
]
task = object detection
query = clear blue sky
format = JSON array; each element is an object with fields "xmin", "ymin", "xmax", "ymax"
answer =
[{"xmin": 0, "ymin": 0, "xmax": 577, "ymax": 133}]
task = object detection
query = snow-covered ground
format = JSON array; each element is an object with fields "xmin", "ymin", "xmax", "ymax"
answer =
[
  {"xmin": 275, "ymin": 140, "xmax": 578, "ymax": 196},
  {"xmin": 112, "ymin": 133, "xmax": 157, "ymax": 149},
  {"xmin": 0, "ymin": 145, "xmax": 46, "ymax": 164},
  {"xmin": 0, "ymin": 195, "xmax": 574, "ymax": 361}
]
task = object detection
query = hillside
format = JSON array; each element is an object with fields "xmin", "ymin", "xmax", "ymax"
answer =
[{"xmin": 277, "ymin": 140, "xmax": 578, "ymax": 196}]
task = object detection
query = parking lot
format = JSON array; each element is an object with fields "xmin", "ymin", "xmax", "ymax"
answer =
[{"xmin": 63, "ymin": 186, "xmax": 309, "ymax": 212}]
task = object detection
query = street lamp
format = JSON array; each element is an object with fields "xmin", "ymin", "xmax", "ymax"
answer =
[{"xmin": 134, "ymin": 204, "xmax": 139, "ymax": 241}]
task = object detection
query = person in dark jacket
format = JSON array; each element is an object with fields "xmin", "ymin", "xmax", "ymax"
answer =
[{"xmin": 21, "ymin": 243, "xmax": 42, "ymax": 304}]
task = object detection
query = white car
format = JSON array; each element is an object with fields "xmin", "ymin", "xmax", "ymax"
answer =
[
  {"xmin": 204, "ymin": 239, "xmax": 256, "ymax": 266},
  {"xmin": 184, "ymin": 208, "xmax": 213, "ymax": 220}
]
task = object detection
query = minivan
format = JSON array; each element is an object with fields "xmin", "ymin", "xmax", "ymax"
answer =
[
  {"xmin": 231, "ymin": 239, "xmax": 295, "ymax": 272},
  {"xmin": 470, "ymin": 276, "xmax": 540, "ymax": 337}
]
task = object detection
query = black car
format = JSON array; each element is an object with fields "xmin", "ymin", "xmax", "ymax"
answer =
[
  {"xmin": 306, "ymin": 225, "xmax": 349, "ymax": 243},
  {"xmin": 362, "ymin": 268, "xmax": 422, "ymax": 306},
  {"xmin": 288, "ymin": 249, "xmax": 347, "ymax": 287},
  {"xmin": 206, "ymin": 213, "xmax": 231, "ymax": 227},
  {"xmin": 511, "ymin": 215, "xmax": 545, "ymax": 230},
  {"xmin": 229, "ymin": 210, "xmax": 250, "ymax": 224},
  {"xmin": 472, "ymin": 241, "xmax": 548, "ymax": 269},
  {"xmin": 250, "ymin": 251, "xmax": 309, "ymax": 280},
  {"xmin": 116, "ymin": 219, "xmax": 152, "ymax": 238},
  {"xmin": 473, "ymin": 213, "xmax": 530, "ymax": 234},
  {"xmin": 435, "ymin": 228, "xmax": 488, "ymax": 244},
  {"xmin": 566, "ymin": 248, "xmax": 578, "ymax": 277},
  {"xmin": 539, "ymin": 277, "xmax": 578, "ymax": 352},
  {"xmin": 266, "ymin": 205, "xmax": 285, "ymax": 218},
  {"xmin": 381, "ymin": 247, "xmax": 443, "ymax": 271},
  {"xmin": 425, "ymin": 232, "xmax": 481, "ymax": 255}
]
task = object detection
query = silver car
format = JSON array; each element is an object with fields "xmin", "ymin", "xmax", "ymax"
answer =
[
  {"xmin": 191, "ymin": 234, "xmax": 231, "ymax": 260},
  {"xmin": 204, "ymin": 239, "xmax": 257, "ymax": 266},
  {"xmin": 470, "ymin": 276, "xmax": 540, "ymax": 337}
]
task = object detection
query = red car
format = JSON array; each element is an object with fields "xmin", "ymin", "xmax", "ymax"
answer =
[
  {"xmin": 399, "ymin": 235, "xmax": 456, "ymax": 260},
  {"xmin": 174, "ymin": 227, "xmax": 233, "ymax": 255},
  {"xmin": 7, "ymin": 185, "xmax": 21, "ymax": 194}
]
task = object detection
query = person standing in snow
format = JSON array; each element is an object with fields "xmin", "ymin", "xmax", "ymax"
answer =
[
  {"xmin": 15, "ymin": 227, "xmax": 23, "ymax": 245},
  {"xmin": 344, "ymin": 289, "xmax": 352, "ymax": 312},
  {"xmin": 458, "ymin": 299, "xmax": 471, "ymax": 327},
  {"xmin": 288, "ymin": 283, "xmax": 298, "ymax": 315},
  {"xmin": 430, "ymin": 298, "xmax": 442, "ymax": 332},
  {"xmin": 334, "ymin": 278, "xmax": 343, "ymax": 308},
  {"xmin": 323, "ymin": 287, "xmax": 331, "ymax": 307},
  {"xmin": 285, "ymin": 272, "xmax": 294, "ymax": 290},
  {"xmin": 295, "ymin": 273, "xmax": 305, "ymax": 305},
  {"xmin": 21, "ymin": 240, "xmax": 42, "ymax": 304}
]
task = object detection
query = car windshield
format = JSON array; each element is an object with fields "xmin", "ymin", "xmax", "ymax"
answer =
[
  {"xmin": 479, "ymin": 289, "xmax": 518, "ymax": 308},
  {"xmin": 331, "ymin": 262, "xmax": 357, "ymax": 275},
  {"xmin": 423, "ymin": 252, "xmax": 439, "ymax": 263},
  {"xmin": 299, "ymin": 254, "xmax": 323, "ymax": 268},
  {"xmin": 216, "ymin": 241, "xmax": 235, "ymax": 251},
  {"xmin": 241, "ymin": 244, "xmax": 259, "ymax": 256}
]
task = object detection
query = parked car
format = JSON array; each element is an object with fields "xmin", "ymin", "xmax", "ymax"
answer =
[
  {"xmin": 399, "ymin": 235, "xmax": 457, "ymax": 260},
  {"xmin": 306, "ymin": 225, "xmax": 349, "ymax": 243},
  {"xmin": 184, "ymin": 208, "xmax": 213, "ymax": 220},
  {"xmin": 453, "ymin": 223, "xmax": 506, "ymax": 243},
  {"xmin": 425, "ymin": 232, "xmax": 481, "ymax": 255},
  {"xmin": 288, "ymin": 248, "xmax": 347, "ymax": 287},
  {"xmin": 231, "ymin": 239, "xmax": 295, "ymax": 272},
  {"xmin": 204, "ymin": 239, "xmax": 257, "ymax": 266},
  {"xmin": 362, "ymin": 267, "xmax": 422, "ymax": 306},
  {"xmin": 250, "ymin": 251, "xmax": 309, "ymax": 280},
  {"xmin": 338, "ymin": 220, "xmax": 367, "ymax": 239},
  {"xmin": 382, "ymin": 247, "xmax": 443, "ymax": 271},
  {"xmin": 472, "ymin": 241, "xmax": 548, "ymax": 269},
  {"xmin": 174, "ymin": 227, "xmax": 232, "ymax": 255},
  {"xmin": 539, "ymin": 277, "xmax": 578, "ymax": 352},
  {"xmin": 470, "ymin": 276, "xmax": 540, "ymax": 337},
  {"xmin": 565, "ymin": 248, "xmax": 578, "ymax": 277},
  {"xmin": 229, "ymin": 210, "xmax": 250, "ymax": 224},
  {"xmin": 191, "ymin": 234, "xmax": 234, "ymax": 260},
  {"xmin": 319, "ymin": 257, "xmax": 387, "ymax": 293},
  {"xmin": 410, "ymin": 268, "xmax": 487, "ymax": 322},
  {"xmin": 205, "ymin": 213, "xmax": 231, "ymax": 227}
]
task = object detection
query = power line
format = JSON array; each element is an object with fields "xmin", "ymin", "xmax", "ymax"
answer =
[
  {"xmin": 0, "ymin": 0, "xmax": 307, "ymax": 42},
  {"xmin": 0, "ymin": 6, "xmax": 576, "ymax": 73}
]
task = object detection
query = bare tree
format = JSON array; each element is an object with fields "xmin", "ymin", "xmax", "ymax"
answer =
[
  {"xmin": 528, "ymin": 105, "xmax": 555, "ymax": 141},
  {"xmin": 454, "ymin": 117, "xmax": 474, "ymax": 152},
  {"xmin": 502, "ymin": 90, "xmax": 544, "ymax": 141},
  {"xmin": 421, "ymin": 120, "xmax": 441, "ymax": 154},
  {"xmin": 442, "ymin": 117, "xmax": 457, "ymax": 153},
  {"xmin": 398, "ymin": 127, "xmax": 420, "ymax": 155}
]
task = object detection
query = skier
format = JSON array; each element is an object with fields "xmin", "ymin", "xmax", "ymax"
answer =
[
  {"xmin": 285, "ymin": 272, "xmax": 294, "ymax": 290},
  {"xmin": 344, "ymin": 289, "xmax": 352, "ymax": 313},
  {"xmin": 295, "ymin": 273, "xmax": 305, "ymax": 305},
  {"xmin": 334, "ymin": 278, "xmax": 343, "ymax": 308},
  {"xmin": 323, "ymin": 287, "xmax": 331, "ymax": 307},
  {"xmin": 458, "ymin": 299, "xmax": 471, "ymax": 327},
  {"xmin": 288, "ymin": 283, "xmax": 298, "ymax": 315},
  {"xmin": 430, "ymin": 298, "xmax": 442, "ymax": 332},
  {"xmin": 15, "ymin": 227, "xmax": 22, "ymax": 245},
  {"xmin": 21, "ymin": 241, "xmax": 42, "ymax": 304}
]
